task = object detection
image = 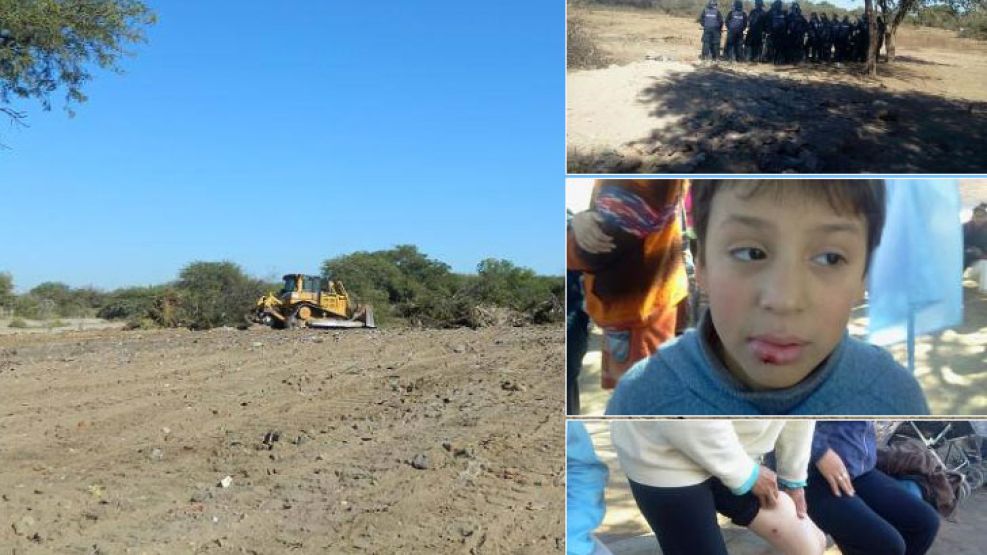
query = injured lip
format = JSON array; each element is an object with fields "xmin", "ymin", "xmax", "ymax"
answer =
[{"xmin": 747, "ymin": 335, "xmax": 808, "ymax": 365}]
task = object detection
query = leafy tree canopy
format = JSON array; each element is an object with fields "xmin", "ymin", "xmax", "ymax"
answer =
[
  {"xmin": 175, "ymin": 261, "xmax": 267, "ymax": 329},
  {"xmin": 0, "ymin": 0, "xmax": 155, "ymax": 125}
]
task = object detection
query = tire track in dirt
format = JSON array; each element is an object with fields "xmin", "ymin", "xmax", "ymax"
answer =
[{"xmin": 0, "ymin": 325, "xmax": 564, "ymax": 553}]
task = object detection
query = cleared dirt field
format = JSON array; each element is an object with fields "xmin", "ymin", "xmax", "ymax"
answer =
[
  {"xmin": 0, "ymin": 325, "xmax": 563, "ymax": 553},
  {"xmin": 567, "ymin": 5, "xmax": 987, "ymax": 173}
]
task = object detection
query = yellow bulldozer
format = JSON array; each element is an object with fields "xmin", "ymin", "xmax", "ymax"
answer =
[{"xmin": 252, "ymin": 274, "xmax": 375, "ymax": 329}]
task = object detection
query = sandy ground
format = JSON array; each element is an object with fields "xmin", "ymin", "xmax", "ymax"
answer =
[
  {"xmin": 567, "ymin": 6, "xmax": 987, "ymax": 173},
  {"xmin": 0, "ymin": 324, "xmax": 564, "ymax": 554},
  {"xmin": 578, "ymin": 420, "xmax": 987, "ymax": 555},
  {"xmin": 0, "ymin": 318, "xmax": 126, "ymax": 335}
]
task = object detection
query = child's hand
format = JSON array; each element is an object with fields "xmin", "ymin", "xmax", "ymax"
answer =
[
  {"xmin": 752, "ymin": 465, "xmax": 779, "ymax": 509},
  {"xmin": 782, "ymin": 487, "xmax": 807, "ymax": 519},
  {"xmin": 570, "ymin": 211, "xmax": 615, "ymax": 254},
  {"xmin": 815, "ymin": 448, "xmax": 855, "ymax": 498}
]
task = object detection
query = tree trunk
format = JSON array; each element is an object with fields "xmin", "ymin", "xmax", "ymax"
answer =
[
  {"xmin": 865, "ymin": 0, "xmax": 878, "ymax": 76},
  {"xmin": 877, "ymin": 0, "xmax": 889, "ymax": 62},
  {"xmin": 887, "ymin": 25, "xmax": 897, "ymax": 61}
]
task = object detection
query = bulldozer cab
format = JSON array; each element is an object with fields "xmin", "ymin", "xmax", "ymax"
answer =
[{"xmin": 281, "ymin": 274, "xmax": 320, "ymax": 299}]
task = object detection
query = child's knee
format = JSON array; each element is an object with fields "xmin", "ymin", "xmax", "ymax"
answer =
[
  {"xmin": 791, "ymin": 521, "xmax": 826, "ymax": 555},
  {"xmin": 811, "ymin": 525, "xmax": 827, "ymax": 555}
]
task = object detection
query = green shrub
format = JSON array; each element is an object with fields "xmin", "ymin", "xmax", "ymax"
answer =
[
  {"xmin": 322, "ymin": 248, "xmax": 563, "ymax": 328},
  {"xmin": 98, "ymin": 285, "xmax": 170, "ymax": 321},
  {"xmin": 0, "ymin": 272, "xmax": 13, "ymax": 310},
  {"xmin": 8, "ymin": 318, "xmax": 28, "ymax": 329},
  {"xmin": 175, "ymin": 261, "xmax": 268, "ymax": 330},
  {"xmin": 13, "ymin": 295, "xmax": 42, "ymax": 319}
]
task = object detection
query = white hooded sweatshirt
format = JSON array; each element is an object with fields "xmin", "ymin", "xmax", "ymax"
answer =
[{"xmin": 611, "ymin": 420, "xmax": 814, "ymax": 493}]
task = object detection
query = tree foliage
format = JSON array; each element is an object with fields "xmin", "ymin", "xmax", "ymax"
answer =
[
  {"xmin": 3, "ymin": 280, "xmax": 108, "ymax": 318},
  {"xmin": 906, "ymin": 1, "xmax": 987, "ymax": 38},
  {"xmin": 322, "ymin": 245, "xmax": 460, "ymax": 325},
  {"xmin": 322, "ymin": 246, "xmax": 563, "ymax": 328},
  {"xmin": 0, "ymin": 271, "xmax": 13, "ymax": 309},
  {"xmin": 472, "ymin": 259, "xmax": 541, "ymax": 309},
  {"xmin": 6, "ymin": 249, "xmax": 558, "ymax": 330},
  {"xmin": 0, "ymin": 0, "xmax": 156, "ymax": 127},
  {"xmin": 96, "ymin": 284, "xmax": 169, "ymax": 321},
  {"xmin": 174, "ymin": 261, "xmax": 267, "ymax": 330}
]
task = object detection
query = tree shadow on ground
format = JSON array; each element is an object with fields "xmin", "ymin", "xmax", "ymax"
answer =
[
  {"xmin": 570, "ymin": 65, "xmax": 987, "ymax": 173},
  {"xmin": 773, "ymin": 60, "xmax": 935, "ymax": 86},
  {"xmin": 917, "ymin": 285, "xmax": 987, "ymax": 415},
  {"xmin": 892, "ymin": 54, "xmax": 954, "ymax": 67}
]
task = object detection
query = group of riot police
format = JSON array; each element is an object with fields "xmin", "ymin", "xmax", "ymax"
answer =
[{"xmin": 698, "ymin": 0, "xmax": 887, "ymax": 64}]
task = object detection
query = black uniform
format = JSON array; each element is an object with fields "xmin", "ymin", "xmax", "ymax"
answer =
[
  {"xmin": 807, "ymin": 14, "xmax": 821, "ymax": 61},
  {"xmin": 859, "ymin": 16, "xmax": 871, "ymax": 62},
  {"xmin": 724, "ymin": 3, "xmax": 748, "ymax": 62},
  {"xmin": 818, "ymin": 14, "xmax": 832, "ymax": 62},
  {"xmin": 787, "ymin": 7, "xmax": 808, "ymax": 63},
  {"xmin": 834, "ymin": 17, "xmax": 851, "ymax": 62},
  {"xmin": 698, "ymin": 2, "xmax": 724, "ymax": 60},
  {"xmin": 767, "ymin": 2, "xmax": 788, "ymax": 64},
  {"xmin": 746, "ymin": 2, "xmax": 767, "ymax": 62}
]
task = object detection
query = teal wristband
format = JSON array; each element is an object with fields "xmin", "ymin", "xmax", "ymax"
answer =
[
  {"xmin": 731, "ymin": 465, "xmax": 760, "ymax": 495},
  {"xmin": 779, "ymin": 478, "xmax": 807, "ymax": 489}
]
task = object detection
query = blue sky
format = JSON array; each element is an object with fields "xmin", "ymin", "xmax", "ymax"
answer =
[{"xmin": 0, "ymin": 1, "xmax": 563, "ymax": 292}]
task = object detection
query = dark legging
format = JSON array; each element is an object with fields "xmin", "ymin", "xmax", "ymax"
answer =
[
  {"xmin": 805, "ymin": 468, "xmax": 940, "ymax": 555},
  {"xmin": 628, "ymin": 477, "xmax": 759, "ymax": 555}
]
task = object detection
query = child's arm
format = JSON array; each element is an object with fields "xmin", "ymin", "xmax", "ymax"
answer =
[
  {"xmin": 774, "ymin": 420, "xmax": 815, "ymax": 488},
  {"xmin": 657, "ymin": 421, "xmax": 759, "ymax": 493}
]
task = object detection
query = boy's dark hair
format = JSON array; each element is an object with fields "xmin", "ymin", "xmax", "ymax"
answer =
[{"xmin": 689, "ymin": 180, "xmax": 886, "ymax": 274}]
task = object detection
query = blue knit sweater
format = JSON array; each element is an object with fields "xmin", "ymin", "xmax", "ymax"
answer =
[{"xmin": 606, "ymin": 313, "xmax": 930, "ymax": 416}]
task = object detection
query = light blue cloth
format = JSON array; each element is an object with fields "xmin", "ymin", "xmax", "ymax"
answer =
[
  {"xmin": 897, "ymin": 478, "xmax": 924, "ymax": 500},
  {"xmin": 567, "ymin": 421, "xmax": 609, "ymax": 555},
  {"xmin": 868, "ymin": 180, "xmax": 963, "ymax": 350}
]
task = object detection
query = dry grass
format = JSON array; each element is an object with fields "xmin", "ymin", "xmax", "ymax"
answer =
[
  {"xmin": 568, "ymin": 16, "xmax": 613, "ymax": 69},
  {"xmin": 895, "ymin": 23, "xmax": 987, "ymax": 51}
]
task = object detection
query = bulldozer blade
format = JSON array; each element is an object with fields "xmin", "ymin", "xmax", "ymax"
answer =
[{"xmin": 306, "ymin": 318, "xmax": 371, "ymax": 329}]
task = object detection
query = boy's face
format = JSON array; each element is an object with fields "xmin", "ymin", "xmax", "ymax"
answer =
[{"xmin": 696, "ymin": 186, "xmax": 869, "ymax": 390}]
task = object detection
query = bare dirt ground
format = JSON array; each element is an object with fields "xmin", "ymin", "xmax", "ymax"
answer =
[
  {"xmin": 0, "ymin": 324, "xmax": 564, "ymax": 553},
  {"xmin": 567, "ymin": 5, "xmax": 987, "ymax": 173},
  {"xmin": 0, "ymin": 318, "xmax": 126, "ymax": 335}
]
